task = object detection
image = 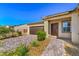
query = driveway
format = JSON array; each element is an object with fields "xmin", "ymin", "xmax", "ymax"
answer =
[{"xmin": 0, "ymin": 35, "xmax": 37, "ymax": 52}]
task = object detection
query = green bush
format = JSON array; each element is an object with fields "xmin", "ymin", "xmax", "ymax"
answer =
[
  {"xmin": 11, "ymin": 32, "xmax": 19, "ymax": 37},
  {"xmin": 15, "ymin": 43, "xmax": 29, "ymax": 56},
  {"xmin": 31, "ymin": 40, "xmax": 39, "ymax": 47},
  {"xmin": 0, "ymin": 35, "xmax": 4, "ymax": 40},
  {"xmin": 0, "ymin": 52, "xmax": 6, "ymax": 56},
  {"xmin": 17, "ymin": 31, "xmax": 22, "ymax": 36},
  {"xmin": 0, "ymin": 51, "xmax": 14, "ymax": 56},
  {"xmin": 0, "ymin": 26, "xmax": 15, "ymax": 39},
  {"xmin": 0, "ymin": 43, "xmax": 29, "ymax": 56},
  {"xmin": 36, "ymin": 30, "xmax": 46, "ymax": 41},
  {"xmin": 0, "ymin": 34, "xmax": 6, "ymax": 40}
]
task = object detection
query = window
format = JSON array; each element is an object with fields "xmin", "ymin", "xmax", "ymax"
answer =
[
  {"xmin": 23, "ymin": 29, "xmax": 27, "ymax": 33},
  {"xmin": 62, "ymin": 20, "xmax": 71, "ymax": 32}
]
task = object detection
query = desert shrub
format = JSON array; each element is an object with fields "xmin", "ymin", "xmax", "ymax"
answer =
[
  {"xmin": 0, "ymin": 35, "xmax": 4, "ymax": 40},
  {"xmin": 0, "ymin": 51, "xmax": 16, "ymax": 56},
  {"xmin": 0, "ymin": 27, "xmax": 10, "ymax": 34},
  {"xmin": 36, "ymin": 30, "xmax": 46, "ymax": 41},
  {"xmin": 12, "ymin": 32, "xmax": 19, "ymax": 37},
  {"xmin": 17, "ymin": 31, "xmax": 22, "ymax": 36},
  {"xmin": 0, "ymin": 34, "xmax": 7, "ymax": 40},
  {"xmin": 5, "ymin": 51, "xmax": 14, "ymax": 56},
  {"xmin": 0, "ymin": 52, "xmax": 6, "ymax": 56},
  {"xmin": 0, "ymin": 43, "xmax": 29, "ymax": 56},
  {"xmin": 1, "ymin": 35, "xmax": 5, "ymax": 39},
  {"xmin": 31, "ymin": 40, "xmax": 39, "ymax": 47},
  {"xmin": 15, "ymin": 43, "xmax": 29, "ymax": 56},
  {"xmin": 0, "ymin": 26, "xmax": 15, "ymax": 39},
  {"xmin": 6, "ymin": 33, "xmax": 13, "ymax": 38},
  {"xmin": 5, "ymin": 34, "xmax": 10, "ymax": 38}
]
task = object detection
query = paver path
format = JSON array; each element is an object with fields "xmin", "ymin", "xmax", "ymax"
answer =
[
  {"xmin": 42, "ymin": 36, "xmax": 64, "ymax": 56},
  {"xmin": 0, "ymin": 35, "xmax": 37, "ymax": 52}
]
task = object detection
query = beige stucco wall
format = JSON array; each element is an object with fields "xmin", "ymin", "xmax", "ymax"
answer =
[
  {"xmin": 43, "ymin": 9, "xmax": 79, "ymax": 44},
  {"xmin": 27, "ymin": 26, "xmax": 30, "ymax": 35},
  {"xmin": 44, "ymin": 12, "xmax": 72, "ymax": 39},
  {"xmin": 58, "ymin": 22, "xmax": 71, "ymax": 39},
  {"xmin": 14, "ymin": 24, "xmax": 28, "ymax": 35},
  {"xmin": 14, "ymin": 24, "xmax": 28, "ymax": 31},
  {"xmin": 71, "ymin": 13, "xmax": 79, "ymax": 44},
  {"xmin": 44, "ymin": 20, "xmax": 49, "ymax": 38},
  {"xmin": 49, "ymin": 19, "xmax": 71, "ymax": 39},
  {"xmin": 28, "ymin": 24, "xmax": 44, "ymax": 27}
]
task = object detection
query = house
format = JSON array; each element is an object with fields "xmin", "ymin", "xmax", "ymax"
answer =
[
  {"xmin": 43, "ymin": 6, "xmax": 79, "ymax": 44},
  {"xmin": 14, "ymin": 24, "xmax": 28, "ymax": 35},
  {"xmin": 27, "ymin": 21, "xmax": 44, "ymax": 34},
  {"xmin": 14, "ymin": 5, "xmax": 79, "ymax": 44},
  {"xmin": 27, "ymin": 5, "xmax": 79, "ymax": 44}
]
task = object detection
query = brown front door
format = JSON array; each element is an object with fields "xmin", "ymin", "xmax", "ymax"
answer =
[{"xmin": 51, "ymin": 23, "xmax": 58, "ymax": 36}]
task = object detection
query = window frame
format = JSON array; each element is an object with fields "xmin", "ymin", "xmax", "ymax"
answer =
[{"xmin": 62, "ymin": 20, "xmax": 71, "ymax": 33}]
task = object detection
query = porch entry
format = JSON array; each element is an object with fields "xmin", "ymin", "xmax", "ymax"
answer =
[{"xmin": 51, "ymin": 23, "xmax": 58, "ymax": 36}]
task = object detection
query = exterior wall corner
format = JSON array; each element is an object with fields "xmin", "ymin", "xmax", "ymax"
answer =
[
  {"xmin": 44, "ymin": 20, "xmax": 49, "ymax": 38},
  {"xmin": 71, "ymin": 13, "xmax": 79, "ymax": 44}
]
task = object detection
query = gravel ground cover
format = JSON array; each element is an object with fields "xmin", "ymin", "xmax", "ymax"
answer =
[{"xmin": 0, "ymin": 35, "xmax": 37, "ymax": 52}]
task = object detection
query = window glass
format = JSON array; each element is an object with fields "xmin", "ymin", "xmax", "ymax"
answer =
[{"xmin": 62, "ymin": 21, "xmax": 71, "ymax": 32}]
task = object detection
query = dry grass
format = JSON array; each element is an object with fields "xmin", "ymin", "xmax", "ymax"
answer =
[{"xmin": 27, "ymin": 39, "xmax": 51, "ymax": 56}]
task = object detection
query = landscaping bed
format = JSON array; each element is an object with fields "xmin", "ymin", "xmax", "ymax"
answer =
[
  {"xmin": 0, "ymin": 30, "xmax": 50, "ymax": 56},
  {"xmin": 0, "ymin": 26, "xmax": 22, "ymax": 40},
  {"xmin": 0, "ymin": 38, "xmax": 51, "ymax": 56},
  {"xmin": 27, "ymin": 38, "xmax": 51, "ymax": 56}
]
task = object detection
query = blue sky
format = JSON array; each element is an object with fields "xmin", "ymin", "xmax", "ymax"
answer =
[{"xmin": 0, "ymin": 3, "xmax": 77, "ymax": 26}]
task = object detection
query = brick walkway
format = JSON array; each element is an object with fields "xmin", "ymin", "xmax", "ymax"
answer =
[
  {"xmin": 0, "ymin": 35, "xmax": 37, "ymax": 52},
  {"xmin": 42, "ymin": 36, "xmax": 64, "ymax": 56}
]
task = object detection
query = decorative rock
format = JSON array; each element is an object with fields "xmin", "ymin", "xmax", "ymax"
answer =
[{"xmin": 0, "ymin": 35, "xmax": 37, "ymax": 52}]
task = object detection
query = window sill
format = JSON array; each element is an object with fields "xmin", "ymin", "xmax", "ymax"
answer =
[{"xmin": 62, "ymin": 32, "xmax": 71, "ymax": 33}]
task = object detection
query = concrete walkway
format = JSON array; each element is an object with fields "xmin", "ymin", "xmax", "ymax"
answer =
[
  {"xmin": 0, "ymin": 35, "xmax": 37, "ymax": 52},
  {"xmin": 42, "ymin": 36, "xmax": 64, "ymax": 56},
  {"xmin": 61, "ymin": 38, "xmax": 79, "ymax": 56}
]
